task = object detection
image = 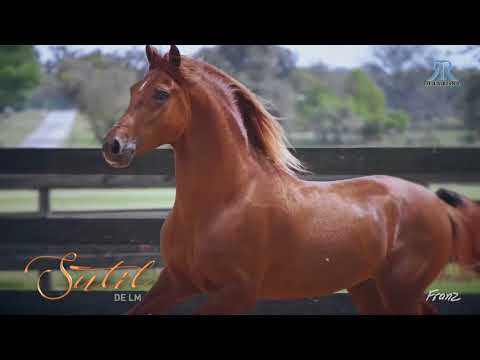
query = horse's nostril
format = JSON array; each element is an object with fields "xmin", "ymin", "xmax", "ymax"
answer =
[{"xmin": 112, "ymin": 139, "xmax": 121, "ymax": 154}]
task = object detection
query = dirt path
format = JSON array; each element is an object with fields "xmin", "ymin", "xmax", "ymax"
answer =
[{"xmin": 19, "ymin": 110, "xmax": 77, "ymax": 148}]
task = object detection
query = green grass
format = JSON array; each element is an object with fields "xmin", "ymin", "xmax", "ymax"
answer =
[
  {"xmin": 428, "ymin": 263, "xmax": 480, "ymax": 294},
  {"xmin": 0, "ymin": 268, "xmax": 161, "ymax": 292},
  {"xmin": 429, "ymin": 278, "xmax": 480, "ymax": 294},
  {"xmin": 0, "ymin": 190, "xmax": 38, "ymax": 212},
  {"xmin": 0, "ymin": 188, "xmax": 176, "ymax": 213},
  {"xmin": 51, "ymin": 188, "xmax": 176, "ymax": 211},
  {"xmin": 0, "ymin": 271, "xmax": 40, "ymax": 290},
  {"xmin": 1, "ymin": 183, "xmax": 477, "ymax": 214},
  {"xmin": 65, "ymin": 112, "xmax": 100, "ymax": 148},
  {"xmin": 0, "ymin": 109, "xmax": 46, "ymax": 147}
]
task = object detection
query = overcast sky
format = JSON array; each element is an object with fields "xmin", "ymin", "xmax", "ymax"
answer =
[{"xmin": 35, "ymin": 45, "xmax": 475, "ymax": 69}]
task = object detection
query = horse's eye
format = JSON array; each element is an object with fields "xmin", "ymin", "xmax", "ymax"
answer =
[{"xmin": 153, "ymin": 89, "xmax": 170, "ymax": 102}]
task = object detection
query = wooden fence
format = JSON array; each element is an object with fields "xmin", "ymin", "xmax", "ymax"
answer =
[{"xmin": 1, "ymin": 147, "xmax": 480, "ymax": 315}]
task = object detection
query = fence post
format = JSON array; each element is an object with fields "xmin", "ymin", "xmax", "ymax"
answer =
[
  {"xmin": 39, "ymin": 188, "xmax": 50, "ymax": 218},
  {"xmin": 39, "ymin": 271, "xmax": 52, "ymax": 294}
]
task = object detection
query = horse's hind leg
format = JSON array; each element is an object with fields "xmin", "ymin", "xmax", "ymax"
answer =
[
  {"xmin": 348, "ymin": 279, "xmax": 388, "ymax": 315},
  {"xmin": 422, "ymin": 301, "xmax": 439, "ymax": 315},
  {"xmin": 375, "ymin": 250, "xmax": 447, "ymax": 315}
]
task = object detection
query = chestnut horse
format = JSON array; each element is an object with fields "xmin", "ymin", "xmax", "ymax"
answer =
[{"xmin": 102, "ymin": 45, "xmax": 480, "ymax": 315}]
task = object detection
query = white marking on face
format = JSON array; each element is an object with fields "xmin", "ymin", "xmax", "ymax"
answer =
[{"xmin": 139, "ymin": 79, "xmax": 150, "ymax": 92}]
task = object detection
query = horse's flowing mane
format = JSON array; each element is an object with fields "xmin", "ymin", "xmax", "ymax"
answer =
[{"xmin": 177, "ymin": 56, "xmax": 309, "ymax": 177}]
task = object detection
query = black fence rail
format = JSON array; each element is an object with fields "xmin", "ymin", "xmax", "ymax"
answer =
[
  {"xmin": 2, "ymin": 147, "xmax": 480, "ymax": 177},
  {"xmin": 1, "ymin": 147, "xmax": 480, "ymax": 216},
  {"xmin": 1, "ymin": 147, "xmax": 480, "ymax": 315}
]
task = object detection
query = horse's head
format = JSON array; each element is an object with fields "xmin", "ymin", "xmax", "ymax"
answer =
[{"xmin": 102, "ymin": 45, "xmax": 189, "ymax": 168}]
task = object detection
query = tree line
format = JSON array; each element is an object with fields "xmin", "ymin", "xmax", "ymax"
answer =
[{"xmin": 1, "ymin": 45, "xmax": 480, "ymax": 146}]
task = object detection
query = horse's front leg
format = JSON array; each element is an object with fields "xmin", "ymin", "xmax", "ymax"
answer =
[
  {"xmin": 127, "ymin": 267, "xmax": 198, "ymax": 315},
  {"xmin": 193, "ymin": 281, "xmax": 257, "ymax": 315}
]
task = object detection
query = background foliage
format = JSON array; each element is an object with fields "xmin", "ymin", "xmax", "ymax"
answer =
[
  {"xmin": 2, "ymin": 44, "xmax": 480, "ymax": 146},
  {"xmin": 0, "ymin": 46, "xmax": 41, "ymax": 111}
]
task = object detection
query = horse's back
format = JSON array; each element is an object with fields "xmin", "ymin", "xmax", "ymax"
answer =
[{"xmin": 320, "ymin": 175, "xmax": 453, "ymax": 257}]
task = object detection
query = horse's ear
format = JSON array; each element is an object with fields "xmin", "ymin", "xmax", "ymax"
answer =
[
  {"xmin": 146, "ymin": 45, "xmax": 161, "ymax": 68},
  {"xmin": 168, "ymin": 45, "xmax": 181, "ymax": 67}
]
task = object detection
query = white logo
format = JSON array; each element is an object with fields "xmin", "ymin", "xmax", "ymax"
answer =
[
  {"xmin": 425, "ymin": 60, "xmax": 461, "ymax": 87},
  {"xmin": 426, "ymin": 289, "xmax": 461, "ymax": 302}
]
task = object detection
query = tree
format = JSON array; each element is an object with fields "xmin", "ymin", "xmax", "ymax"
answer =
[
  {"xmin": 54, "ymin": 50, "xmax": 138, "ymax": 141},
  {"xmin": 385, "ymin": 109, "xmax": 410, "ymax": 132},
  {"xmin": 121, "ymin": 47, "xmax": 149, "ymax": 79},
  {"xmin": 371, "ymin": 45, "xmax": 436, "ymax": 74},
  {"xmin": 366, "ymin": 45, "xmax": 462, "ymax": 126},
  {"xmin": 291, "ymin": 68, "xmax": 362, "ymax": 144},
  {"xmin": 345, "ymin": 69, "xmax": 386, "ymax": 122},
  {"xmin": 0, "ymin": 45, "xmax": 41, "ymax": 110},
  {"xmin": 344, "ymin": 69, "xmax": 409, "ymax": 141},
  {"xmin": 194, "ymin": 45, "xmax": 298, "ymax": 120}
]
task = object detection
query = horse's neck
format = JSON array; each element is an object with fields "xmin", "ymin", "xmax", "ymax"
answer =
[{"xmin": 172, "ymin": 94, "xmax": 256, "ymax": 215}]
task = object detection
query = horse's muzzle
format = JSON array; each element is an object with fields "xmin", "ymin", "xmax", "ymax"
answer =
[{"xmin": 102, "ymin": 136, "xmax": 137, "ymax": 168}]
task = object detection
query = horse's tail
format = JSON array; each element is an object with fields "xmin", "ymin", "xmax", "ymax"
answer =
[{"xmin": 436, "ymin": 188, "xmax": 480, "ymax": 274}]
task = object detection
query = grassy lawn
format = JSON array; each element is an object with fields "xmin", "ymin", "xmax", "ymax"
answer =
[
  {"xmin": 0, "ymin": 188, "xmax": 176, "ymax": 213},
  {"xmin": 0, "ymin": 190, "xmax": 38, "ymax": 212},
  {"xmin": 1, "ymin": 183, "xmax": 478, "ymax": 214},
  {"xmin": 65, "ymin": 112, "xmax": 100, "ymax": 148},
  {"xmin": 51, "ymin": 188, "xmax": 175, "ymax": 211},
  {"xmin": 0, "ymin": 268, "xmax": 161, "ymax": 292},
  {"xmin": 429, "ymin": 263, "xmax": 480, "ymax": 293},
  {"xmin": 429, "ymin": 277, "xmax": 480, "ymax": 294},
  {"xmin": 0, "ymin": 109, "xmax": 46, "ymax": 147}
]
